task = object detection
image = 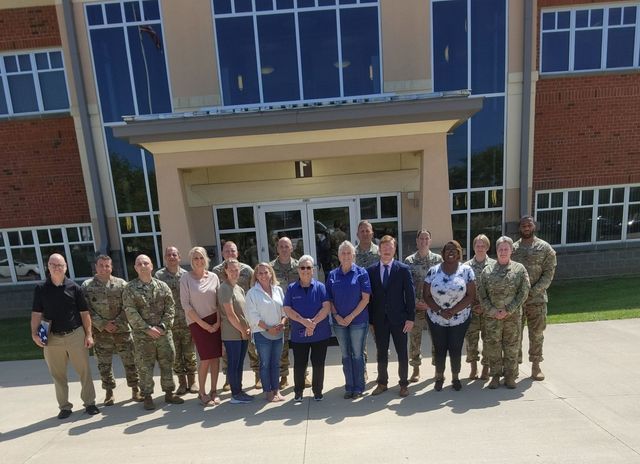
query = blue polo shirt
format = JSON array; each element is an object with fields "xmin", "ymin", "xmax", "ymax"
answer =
[
  {"xmin": 326, "ymin": 264, "xmax": 371, "ymax": 325},
  {"xmin": 284, "ymin": 279, "xmax": 331, "ymax": 343}
]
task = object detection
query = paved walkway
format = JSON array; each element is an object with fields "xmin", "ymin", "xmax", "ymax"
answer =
[{"xmin": 1, "ymin": 319, "xmax": 639, "ymax": 464}]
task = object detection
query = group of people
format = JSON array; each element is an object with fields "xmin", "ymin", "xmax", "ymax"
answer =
[{"xmin": 30, "ymin": 216, "xmax": 556, "ymax": 419}]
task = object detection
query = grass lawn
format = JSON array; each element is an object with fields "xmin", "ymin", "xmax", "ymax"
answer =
[{"xmin": 0, "ymin": 317, "xmax": 44, "ymax": 362}]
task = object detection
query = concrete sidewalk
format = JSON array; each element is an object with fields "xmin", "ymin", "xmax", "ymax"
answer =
[{"xmin": 1, "ymin": 319, "xmax": 639, "ymax": 464}]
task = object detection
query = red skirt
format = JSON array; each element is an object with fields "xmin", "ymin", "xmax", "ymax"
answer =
[{"xmin": 189, "ymin": 313, "xmax": 222, "ymax": 360}]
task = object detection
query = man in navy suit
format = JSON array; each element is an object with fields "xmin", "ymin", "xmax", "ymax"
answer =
[{"xmin": 367, "ymin": 235, "xmax": 416, "ymax": 397}]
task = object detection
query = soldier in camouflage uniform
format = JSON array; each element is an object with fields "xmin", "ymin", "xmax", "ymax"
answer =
[
  {"xmin": 512, "ymin": 215, "xmax": 557, "ymax": 381},
  {"xmin": 155, "ymin": 246, "xmax": 197, "ymax": 396},
  {"xmin": 464, "ymin": 234, "xmax": 496, "ymax": 380},
  {"xmin": 478, "ymin": 237, "xmax": 530, "ymax": 389},
  {"xmin": 82, "ymin": 255, "xmax": 142, "ymax": 405},
  {"xmin": 404, "ymin": 229, "xmax": 442, "ymax": 382},
  {"xmin": 123, "ymin": 254, "xmax": 184, "ymax": 410},
  {"xmin": 213, "ymin": 241, "xmax": 259, "ymax": 389}
]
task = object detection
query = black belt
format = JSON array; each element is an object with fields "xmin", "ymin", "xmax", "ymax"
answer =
[{"xmin": 52, "ymin": 328, "xmax": 79, "ymax": 336}]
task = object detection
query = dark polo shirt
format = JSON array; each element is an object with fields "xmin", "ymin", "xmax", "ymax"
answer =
[{"xmin": 32, "ymin": 277, "xmax": 88, "ymax": 333}]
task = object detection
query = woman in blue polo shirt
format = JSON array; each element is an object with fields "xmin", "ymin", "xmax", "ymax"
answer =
[
  {"xmin": 283, "ymin": 255, "xmax": 331, "ymax": 402},
  {"xmin": 326, "ymin": 241, "xmax": 371, "ymax": 399}
]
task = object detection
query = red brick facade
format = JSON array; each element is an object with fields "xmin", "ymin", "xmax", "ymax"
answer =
[
  {"xmin": 0, "ymin": 6, "xmax": 60, "ymax": 52},
  {"xmin": 0, "ymin": 117, "xmax": 90, "ymax": 228}
]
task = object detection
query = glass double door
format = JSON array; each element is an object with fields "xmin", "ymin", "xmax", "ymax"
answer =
[{"xmin": 257, "ymin": 199, "xmax": 357, "ymax": 281}]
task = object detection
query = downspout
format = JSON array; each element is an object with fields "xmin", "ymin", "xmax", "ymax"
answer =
[
  {"xmin": 62, "ymin": 0, "xmax": 109, "ymax": 254},
  {"xmin": 520, "ymin": 0, "xmax": 535, "ymax": 217}
]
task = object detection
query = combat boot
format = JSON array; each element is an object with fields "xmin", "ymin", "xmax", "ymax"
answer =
[
  {"xmin": 131, "ymin": 386, "xmax": 144, "ymax": 402},
  {"xmin": 409, "ymin": 366, "xmax": 420, "ymax": 383},
  {"xmin": 104, "ymin": 388, "xmax": 114, "ymax": 406},
  {"xmin": 176, "ymin": 375, "xmax": 188, "ymax": 396},
  {"xmin": 164, "ymin": 391, "xmax": 185, "ymax": 404},
  {"xmin": 480, "ymin": 365, "xmax": 490, "ymax": 380},
  {"xmin": 469, "ymin": 361, "xmax": 478, "ymax": 379},
  {"xmin": 531, "ymin": 361, "xmax": 545, "ymax": 381},
  {"xmin": 279, "ymin": 376, "xmax": 289, "ymax": 389},
  {"xmin": 143, "ymin": 394, "xmax": 155, "ymax": 410},
  {"xmin": 504, "ymin": 377, "xmax": 516, "ymax": 389},
  {"xmin": 488, "ymin": 375, "xmax": 500, "ymax": 389},
  {"xmin": 187, "ymin": 373, "xmax": 198, "ymax": 394},
  {"xmin": 255, "ymin": 372, "xmax": 262, "ymax": 390}
]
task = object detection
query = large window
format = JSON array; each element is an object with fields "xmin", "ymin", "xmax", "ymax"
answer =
[
  {"xmin": 213, "ymin": 0, "xmax": 381, "ymax": 106},
  {"xmin": 541, "ymin": 4, "xmax": 639, "ymax": 74},
  {"xmin": 535, "ymin": 184, "xmax": 640, "ymax": 245},
  {"xmin": 0, "ymin": 50, "xmax": 69, "ymax": 117},
  {"xmin": 432, "ymin": 0, "xmax": 506, "ymax": 255},
  {"xmin": 0, "ymin": 225, "xmax": 95, "ymax": 285},
  {"xmin": 86, "ymin": 0, "xmax": 170, "ymax": 277}
]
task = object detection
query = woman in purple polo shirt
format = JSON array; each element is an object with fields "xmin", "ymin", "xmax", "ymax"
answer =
[
  {"xmin": 283, "ymin": 254, "xmax": 331, "ymax": 402},
  {"xmin": 326, "ymin": 241, "xmax": 371, "ymax": 399}
]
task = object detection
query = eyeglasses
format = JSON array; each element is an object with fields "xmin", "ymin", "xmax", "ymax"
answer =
[
  {"xmin": 49, "ymin": 263, "xmax": 66, "ymax": 269},
  {"xmin": 299, "ymin": 266, "xmax": 313, "ymax": 270}
]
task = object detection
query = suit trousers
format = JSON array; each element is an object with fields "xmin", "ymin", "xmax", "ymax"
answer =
[{"xmin": 373, "ymin": 318, "xmax": 409, "ymax": 387}]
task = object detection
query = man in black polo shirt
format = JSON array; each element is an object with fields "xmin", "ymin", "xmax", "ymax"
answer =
[{"xmin": 31, "ymin": 253, "xmax": 100, "ymax": 419}]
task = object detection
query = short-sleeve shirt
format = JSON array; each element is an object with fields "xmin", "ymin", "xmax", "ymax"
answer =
[
  {"xmin": 283, "ymin": 279, "xmax": 331, "ymax": 343},
  {"xmin": 425, "ymin": 263, "xmax": 475, "ymax": 327},
  {"xmin": 217, "ymin": 281, "xmax": 249, "ymax": 341},
  {"xmin": 32, "ymin": 277, "xmax": 88, "ymax": 333},
  {"xmin": 325, "ymin": 264, "xmax": 371, "ymax": 324},
  {"xmin": 212, "ymin": 261, "xmax": 254, "ymax": 293},
  {"xmin": 180, "ymin": 271, "xmax": 219, "ymax": 324}
]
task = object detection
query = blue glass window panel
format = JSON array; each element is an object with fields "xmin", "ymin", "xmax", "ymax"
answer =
[
  {"xmin": 319, "ymin": 0, "xmax": 335, "ymax": 6},
  {"xmin": 127, "ymin": 25, "xmax": 171, "ymax": 115},
  {"xmin": 471, "ymin": 0, "xmax": 505, "ymax": 95},
  {"xmin": 447, "ymin": 121, "xmax": 468, "ymax": 190},
  {"xmin": 105, "ymin": 3, "xmax": 123, "ymax": 24},
  {"xmin": 215, "ymin": 17, "xmax": 260, "ymax": 105},
  {"xmin": 8, "ymin": 75, "xmax": 38, "ymax": 113},
  {"xmin": 574, "ymin": 29, "xmax": 602, "ymax": 70},
  {"xmin": 276, "ymin": 0, "xmax": 293, "ymax": 9},
  {"xmin": 299, "ymin": 10, "xmax": 340, "ymax": 99},
  {"xmin": 623, "ymin": 7, "xmax": 636, "ymax": 25},
  {"xmin": 340, "ymin": 6, "xmax": 380, "ymax": 96},
  {"xmin": 557, "ymin": 11, "xmax": 570, "ymax": 28},
  {"xmin": 145, "ymin": 150, "xmax": 159, "ymax": 210},
  {"xmin": 609, "ymin": 7, "xmax": 621, "ymax": 26},
  {"xmin": 606, "ymin": 27, "xmax": 635, "ymax": 68},
  {"xmin": 433, "ymin": 0, "xmax": 468, "ymax": 92},
  {"xmin": 257, "ymin": 14, "xmax": 300, "ymax": 102},
  {"xmin": 541, "ymin": 31, "xmax": 569, "ymax": 72},
  {"xmin": 360, "ymin": 0, "xmax": 377, "ymax": 3},
  {"xmin": 143, "ymin": 0, "xmax": 160, "ymax": 20},
  {"xmin": 18, "ymin": 55, "xmax": 31, "ymax": 71},
  {"xmin": 213, "ymin": 0, "xmax": 232, "ymax": 14},
  {"xmin": 124, "ymin": 1, "xmax": 142, "ymax": 22},
  {"xmin": 470, "ymin": 96, "xmax": 504, "ymax": 188},
  {"xmin": 50, "ymin": 51, "xmax": 63, "ymax": 68},
  {"xmin": 339, "ymin": 0, "xmax": 356, "ymax": 4},
  {"xmin": 235, "ymin": 0, "xmax": 252, "ymax": 12},
  {"xmin": 542, "ymin": 12, "xmax": 555, "ymax": 30},
  {"xmin": 90, "ymin": 28, "xmax": 135, "ymax": 122},
  {"xmin": 590, "ymin": 9, "xmax": 602, "ymax": 27},
  {"xmin": 256, "ymin": 0, "xmax": 273, "ymax": 11},
  {"xmin": 0, "ymin": 82, "xmax": 8, "ymax": 114},
  {"xmin": 86, "ymin": 4, "xmax": 104, "ymax": 25},
  {"xmin": 298, "ymin": 0, "xmax": 315, "ymax": 8},
  {"xmin": 39, "ymin": 71, "xmax": 69, "ymax": 110},
  {"xmin": 576, "ymin": 10, "xmax": 588, "ymax": 28},
  {"xmin": 35, "ymin": 53, "xmax": 49, "ymax": 70},
  {"xmin": 4, "ymin": 56, "xmax": 18, "ymax": 72}
]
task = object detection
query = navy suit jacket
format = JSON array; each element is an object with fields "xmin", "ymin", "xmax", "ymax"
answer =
[{"xmin": 367, "ymin": 260, "xmax": 416, "ymax": 327}]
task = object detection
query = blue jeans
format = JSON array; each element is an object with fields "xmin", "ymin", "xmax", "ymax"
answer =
[
  {"xmin": 253, "ymin": 332, "xmax": 282, "ymax": 393},
  {"xmin": 223, "ymin": 340, "xmax": 248, "ymax": 396},
  {"xmin": 333, "ymin": 322, "xmax": 368, "ymax": 394}
]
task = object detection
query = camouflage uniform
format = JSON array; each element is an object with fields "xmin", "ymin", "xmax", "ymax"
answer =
[
  {"xmin": 512, "ymin": 237, "xmax": 557, "ymax": 363},
  {"xmin": 404, "ymin": 251, "xmax": 443, "ymax": 368},
  {"xmin": 213, "ymin": 261, "xmax": 259, "ymax": 374},
  {"xmin": 82, "ymin": 275, "xmax": 139, "ymax": 390},
  {"xmin": 463, "ymin": 256, "xmax": 497, "ymax": 365},
  {"xmin": 355, "ymin": 242, "xmax": 380, "ymax": 269},
  {"xmin": 155, "ymin": 267, "xmax": 197, "ymax": 376},
  {"xmin": 123, "ymin": 278, "xmax": 176, "ymax": 395},
  {"xmin": 477, "ymin": 261, "xmax": 530, "ymax": 380},
  {"xmin": 270, "ymin": 257, "xmax": 299, "ymax": 376}
]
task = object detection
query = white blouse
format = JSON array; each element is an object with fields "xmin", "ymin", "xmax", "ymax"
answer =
[
  {"xmin": 424, "ymin": 263, "xmax": 475, "ymax": 327},
  {"xmin": 245, "ymin": 283, "xmax": 286, "ymax": 340}
]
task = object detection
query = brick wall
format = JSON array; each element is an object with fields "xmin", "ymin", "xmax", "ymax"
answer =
[
  {"xmin": 0, "ymin": 117, "xmax": 90, "ymax": 228},
  {"xmin": 0, "ymin": 5, "xmax": 60, "ymax": 52}
]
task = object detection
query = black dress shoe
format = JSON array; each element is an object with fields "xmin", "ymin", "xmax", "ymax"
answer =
[
  {"xmin": 57, "ymin": 409, "xmax": 72, "ymax": 419},
  {"xmin": 434, "ymin": 378, "xmax": 444, "ymax": 392},
  {"xmin": 452, "ymin": 379, "xmax": 462, "ymax": 391},
  {"xmin": 85, "ymin": 404, "xmax": 100, "ymax": 415}
]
